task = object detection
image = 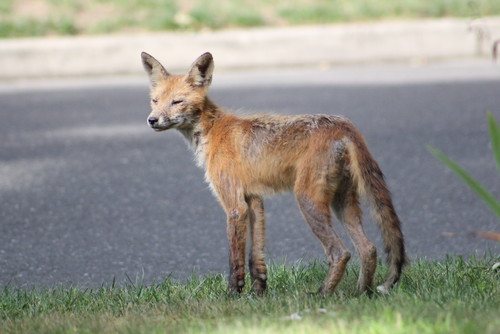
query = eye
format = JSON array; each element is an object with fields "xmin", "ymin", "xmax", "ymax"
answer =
[
  {"xmin": 171, "ymin": 99, "xmax": 184, "ymax": 105},
  {"xmin": 151, "ymin": 98, "xmax": 158, "ymax": 104}
]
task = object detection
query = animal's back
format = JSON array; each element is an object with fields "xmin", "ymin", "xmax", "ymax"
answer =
[{"xmin": 204, "ymin": 113, "xmax": 355, "ymax": 195}]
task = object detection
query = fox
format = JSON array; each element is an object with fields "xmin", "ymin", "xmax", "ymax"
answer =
[{"xmin": 141, "ymin": 51, "xmax": 406, "ymax": 295}]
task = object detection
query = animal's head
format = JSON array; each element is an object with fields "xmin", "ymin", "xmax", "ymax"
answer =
[{"xmin": 141, "ymin": 52, "xmax": 214, "ymax": 131}]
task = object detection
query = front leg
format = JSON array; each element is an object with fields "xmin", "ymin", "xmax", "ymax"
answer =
[
  {"xmin": 247, "ymin": 195, "xmax": 267, "ymax": 295},
  {"xmin": 224, "ymin": 197, "xmax": 249, "ymax": 294},
  {"xmin": 210, "ymin": 172, "xmax": 249, "ymax": 294}
]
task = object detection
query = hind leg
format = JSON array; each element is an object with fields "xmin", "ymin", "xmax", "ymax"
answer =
[
  {"xmin": 333, "ymin": 190, "xmax": 377, "ymax": 293},
  {"xmin": 296, "ymin": 194, "xmax": 351, "ymax": 295}
]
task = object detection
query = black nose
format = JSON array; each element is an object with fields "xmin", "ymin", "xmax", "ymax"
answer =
[{"xmin": 148, "ymin": 117, "xmax": 159, "ymax": 125}]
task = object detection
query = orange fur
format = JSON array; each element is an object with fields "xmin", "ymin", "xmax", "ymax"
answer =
[{"xmin": 142, "ymin": 52, "xmax": 406, "ymax": 295}]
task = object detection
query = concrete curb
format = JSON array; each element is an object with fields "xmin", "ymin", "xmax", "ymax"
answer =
[{"xmin": 1, "ymin": 17, "xmax": 499, "ymax": 80}]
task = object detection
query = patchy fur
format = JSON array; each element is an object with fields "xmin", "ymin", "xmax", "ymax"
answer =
[{"xmin": 141, "ymin": 52, "xmax": 406, "ymax": 295}]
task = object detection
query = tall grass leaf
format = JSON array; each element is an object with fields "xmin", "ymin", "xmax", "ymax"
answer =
[
  {"xmin": 486, "ymin": 111, "xmax": 500, "ymax": 173},
  {"xmin": 427, "ymin": 145, "xmax": 500, "ymax": 220}
]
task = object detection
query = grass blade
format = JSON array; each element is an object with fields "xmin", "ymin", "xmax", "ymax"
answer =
[
  {"xmin": 487, "ymin": 111, "xmax": 500, "ymax": 174},
  {"xmin": 427, "ymin": 145, "xmax": 500, "ymax": 220}
]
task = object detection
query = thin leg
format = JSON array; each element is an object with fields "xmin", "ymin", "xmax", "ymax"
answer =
[
  {"xmin": 211, "ymin": 174, "xmax": 249, "ymax": 294},
  {"xmin": 247, "ymin": 195, "xmax": 267, "ymax": 294},
  {"xmin": 333, "ymin": 191, "xmax": 377, "ymax": 293},
  {"xmin": 223, "ymin": 198, "xmax": 248, "ymax": 293},
  {"xmin": 296, "ymin": 194, "xmax": 351, "ymax": 294}
]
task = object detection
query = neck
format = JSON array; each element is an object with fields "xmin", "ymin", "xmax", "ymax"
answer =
[{"xmin": 178, "ymin": 97, "xmax": 224, "ymax": 152}]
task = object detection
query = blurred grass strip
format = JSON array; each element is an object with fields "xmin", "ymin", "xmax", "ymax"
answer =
[{"xmin": 1, "ymin": 0, "xmax": 500, "ymax": 38}]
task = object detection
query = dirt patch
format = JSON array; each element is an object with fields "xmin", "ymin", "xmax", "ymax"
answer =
[
  {"xmin": 73, "ymin": 2, "xmax": 122, "ymax": 31},
  {"xmin": 12, "ymin": 0, "xmax": 54, "ymax": 19},
  {"xmin": 10, "ymin": 0, "xmax": 128, "ymax": 32}
]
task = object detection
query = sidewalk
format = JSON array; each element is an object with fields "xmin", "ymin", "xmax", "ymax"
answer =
[{"xmin": 1, "ymin": 17, "xmax": 499, "ymax": 80}]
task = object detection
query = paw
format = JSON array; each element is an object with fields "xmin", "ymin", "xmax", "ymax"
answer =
[
  {"xmin": 227, "ymin": 279, "xmax": 245, "ymax": 294},
  {"xmin": 376, "ymin": 285, "xmax": 389, "ymax": 294}
]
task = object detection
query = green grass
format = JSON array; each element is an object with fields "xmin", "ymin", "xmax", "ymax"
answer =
[
  {"xmin": 1, "ymin": 0, "xmax": 500, "ymax": 38},
  {"xmin": 1, "ymin": 256, "xmax": 498, "ymax": 333}
]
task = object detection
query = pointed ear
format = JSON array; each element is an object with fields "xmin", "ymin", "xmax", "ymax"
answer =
[
  {"xmin": 141, "ymin": 52, "xmax": 169, "ymax": 87},
  {"xmin": 185, "ymin": 52, "xmax": 214, "ymax": 87}
]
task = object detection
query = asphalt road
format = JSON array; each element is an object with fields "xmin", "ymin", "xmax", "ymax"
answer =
[{"xmin": 1, "ymin": 62, "xmax": 499, "ymax": 287}]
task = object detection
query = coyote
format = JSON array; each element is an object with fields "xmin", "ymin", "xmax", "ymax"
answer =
[{"xmin": 141, "ymin": 52, "xmax": 406, "ymax": 295}]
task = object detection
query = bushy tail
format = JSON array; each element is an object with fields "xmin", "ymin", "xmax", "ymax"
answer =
[{"xmin": 345, "ymin": 138, "xmax": 407, "ymax": 292}]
